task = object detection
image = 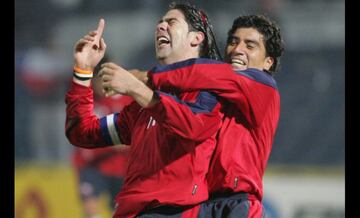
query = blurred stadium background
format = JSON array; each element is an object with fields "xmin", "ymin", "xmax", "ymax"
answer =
[{"xmin": 15, "ymin": 0, "xmax": 344, "ymax": 217}]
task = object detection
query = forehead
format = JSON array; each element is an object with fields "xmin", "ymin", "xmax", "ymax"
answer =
[
  {"xmin": 163, "ymin": 9, "xmax": 186, "ymax": 21},
  {"xmin": 233, "ymin": 27, "xmax": 264, "ymax": 43}
]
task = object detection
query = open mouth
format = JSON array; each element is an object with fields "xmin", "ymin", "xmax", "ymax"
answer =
[
  {"xmin": 231, "ymin": 59, "xmax": 246, "ymax": 66},
  {"xmin": 230, "ymin": 58, "xmax": 247, "ymax": 70},
  {"xmin": 157, "ymin": 36, "xmax": 170, "ymax": 46}
]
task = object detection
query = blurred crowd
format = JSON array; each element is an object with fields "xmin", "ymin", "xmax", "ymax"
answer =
[{"xmin": 15, "ymin": 0, "xmax": 344, "ymax": 166}]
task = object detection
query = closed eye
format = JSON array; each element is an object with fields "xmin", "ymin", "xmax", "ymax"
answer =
[
  {"xmin": 247, "ymin": 44, "xmax": 254, "ymax": 49},
  {"xmin": 244, "ymin": 40, "xmax": 259, "ymax": 49},
  {"xmin": 227, "ymin": 36, "xmax": 239, "ymax": 46}
]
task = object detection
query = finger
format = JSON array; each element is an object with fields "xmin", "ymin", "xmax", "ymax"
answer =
[
  {"xmin": 99, "ymin": 38, "xmax": 107, "ymax": 51},
  {"xmin": 102, "ymin": 82, "xmax": 116, "ymax": 96},
  {"xmin": 101, "ymin": 87, "xmax": 114, "ymax": 95},
  {"xmin": 98, "ymin": 67, "xmax": 113, "ymax": 77},
  {"xmin": 79, "ymin": 38, "xmax": 93, "ymax": 45},
  {"xmin": 75, "ymin": 39, "xmax": 93, "ymax": 52},
  {"xmin": 83, "ymin": 35, "xmax": 96, "ymax": 41},
  {"xmin": 101, "ymin": 74, "xmax": 112, "ymax": 82},
  {"xmin": 98, "ymin": 68, "xmax": 105, "ymax": 77},
  {"xmin": 105, "ymin": 89, "xmax": 117, "ymax": 97},
  {"xmin": 94, "ymin": 18, "xmax": 105, "ymax": 49},
  {"xmin": 101, "ymin": 62, "xmax": 119, "ymax": 70},
  {"xmin": 102, "ymin": 87, "xmax": 107, "ymax": 95},
  {"xmin": 98, "ymin": 66, "xmax": 114, "ymax": 76},
  {"xmin": 96, "ymin": 18, "xmax": 105, "ymax": 38},
  {"xmin": 102, "ymin": 80, "xmax": 110, "ymax": 88}
]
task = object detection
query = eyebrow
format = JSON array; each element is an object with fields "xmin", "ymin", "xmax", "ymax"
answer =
[
  {"xmin": 158, "ymin": 17, "xmax": 178, "ymax": 24},
  {"xmin": 244, "ymin": 39, "xmax": 260, "ymax": 46},
  {"xmin": 229, "ymin": 35, "xmax": 260, "ymax": 46}
]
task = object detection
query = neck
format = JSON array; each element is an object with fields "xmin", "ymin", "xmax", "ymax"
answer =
[{"xmin": 159, "ymin": 54, "xmax": 200, "ymax": 65}]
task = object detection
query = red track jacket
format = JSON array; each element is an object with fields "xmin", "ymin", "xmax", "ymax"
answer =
[
  {"xmin": 149, "ymin": 58, "xmax": 280, "ymax": 201},
  {"xmin": 65, "ymin": 60, "xmax": 223, "ymax": 217},
  {"xmin": 71, "ymin": 95, "xmax": 132, "ymax": 177}
]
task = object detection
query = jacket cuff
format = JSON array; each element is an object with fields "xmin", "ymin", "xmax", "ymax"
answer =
[{"xmin": 70, "ymin": 80, "xmax": 93, "ymax": 95}]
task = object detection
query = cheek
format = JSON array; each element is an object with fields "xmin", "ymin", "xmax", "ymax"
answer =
[
  {"xmin": 171, "ymin": 28, "xmax": 182, "ymax": 41},
  {"xmin": 249, "ymin": 51, "xmax": 264, "ymax": 63},
  {"xmin": 226, "ymin": 46, "xmax": 234, "ymax": 53},
  {"xmin": 224, "ymin": 47, "xmax": 234, "ymax": 57},
  {"xmin": 173, "ymin": 27, "xmax": 191, "ymax": 45}
]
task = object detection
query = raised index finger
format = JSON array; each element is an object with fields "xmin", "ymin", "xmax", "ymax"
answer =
[
  {"xmin": 96, "ymin": 18, "xmax": 105, "ymax": 39},
  {"xmin": 94, "ymin": 18, "xmax": 105, "ymax": 49}
]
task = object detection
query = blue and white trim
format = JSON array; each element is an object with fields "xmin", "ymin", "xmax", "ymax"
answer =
[
  {"xmin": 155, "ymin": 91, "xmax": 218, "ymax": 114},
  {"xmin": 235, "ymin": 68, "xmax": 278, "ymax": 90},
  {"xmin": 100, "ymin": 113, "xmax": 122, "ymax": 145},
  {"xmin": 150, "ymin": 58, "xmax": 225, "ymax": 74}
]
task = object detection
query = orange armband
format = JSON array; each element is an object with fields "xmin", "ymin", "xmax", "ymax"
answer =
[{"xmin": 73, "ymin": 66, "xmax": 93, "ymax": 80}]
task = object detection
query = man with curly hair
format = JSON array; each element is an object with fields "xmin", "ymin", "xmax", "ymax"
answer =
[{"xmin": 139, "ymin": 14, "xmax": 285, "ymax": 217}]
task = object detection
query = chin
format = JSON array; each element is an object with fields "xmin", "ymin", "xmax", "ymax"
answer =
[{"xmin": 156, "ymin": 50, "xmax": 171, "ymax": 60}]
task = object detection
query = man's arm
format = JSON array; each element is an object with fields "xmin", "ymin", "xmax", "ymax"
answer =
[
  {"xmin": 65, "ymin": 81, "xmax": 134, "ymax": 148},
  {"xmin": 66, "ymin": 18, "xmax": 134, "ymax": 148},
  {"xmin": 145, "ymin": 90, "xmax": 222, "ymax": 141},
  {"xmin": 99, "ymin": 62, "xmax": 222, "ymax": 141},
  {"xmin": 147, "ymin": 58, "xmax": 279, "ymax": 127}
]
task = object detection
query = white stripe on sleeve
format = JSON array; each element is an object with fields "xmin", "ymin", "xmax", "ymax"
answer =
[{"xmin": 106, "ymin": 114, "xmax": 121, "ymax": 145}]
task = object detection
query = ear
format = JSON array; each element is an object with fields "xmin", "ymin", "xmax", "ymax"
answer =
[
  {"xmin": 190, "ymin": 31, "xmax": 205, "ymax": 47},
  {"xmin": 263, "ymin": 56, "xmax": 274, "ymax": 71}
]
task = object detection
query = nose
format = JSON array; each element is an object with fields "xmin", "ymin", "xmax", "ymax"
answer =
[
  {"xmin": 232, "ymin": 42, "xmax": 246, "ymax": 56},
  {"xmin": 156, "ymin": 21, "xmax": 167, "ymax": 32}
]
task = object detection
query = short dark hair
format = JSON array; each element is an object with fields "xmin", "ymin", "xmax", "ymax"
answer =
[
  {"xmin": 227, "ymin": 15, "xmax": 284, "ymax": 75},
  {"xmin": 169, "ymin": 2, "xmax": 222, "ymax": 61}
]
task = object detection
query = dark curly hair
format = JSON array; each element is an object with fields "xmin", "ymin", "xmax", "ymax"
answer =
[
  {"xmin": 169, "ymin": 2, "xmax": 223, "ymax": 61},
  {"xmin": 227, "ymin": 15, "xmax": 284, "ymax": 75}
]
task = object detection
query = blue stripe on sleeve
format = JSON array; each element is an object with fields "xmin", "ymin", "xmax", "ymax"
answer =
[
  {"xmin": 188, "ymin": 91, "xmax": 219, "ymax": 113},
  {"xmin": 234, "ymin": 68, "xmax": 278, "ymax": 89},
  {"xmin": 155, "ymin": 91, "xmax": 218, "ymax": 114},
  {"xmin": 150, "ymin": 58, "xmax": 225, "ymax": 74},
  {"xmin": 99, "ymin": 113, "xmax": 121, "ymax": 145},
  {"xmin": 100, "ymin": 116, "xmax": 113, "ymax": 145}
]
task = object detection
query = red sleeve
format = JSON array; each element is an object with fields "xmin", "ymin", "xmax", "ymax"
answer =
[
  {"xmin": 65, "ymin": 81, "xmax": 134, "ymax": 148},
  {"xmin": 145, "ymin": 90, "xmax": 222, "ymax": 142},
  {"xmin": 148, "ymin": 58, "xmax": 279, "ymax": 127}
]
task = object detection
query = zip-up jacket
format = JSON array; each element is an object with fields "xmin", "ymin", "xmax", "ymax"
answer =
[
  {"xmin": 65, "ymin": 59, "xmax": 223, "ymax": 217},
  {"xmin": 148, "ymin": 58, "xmax": 280, "ymax": 201}
]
